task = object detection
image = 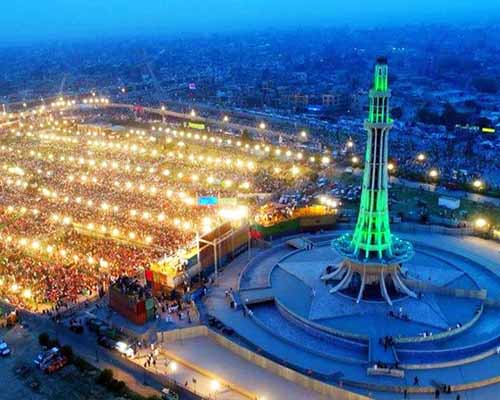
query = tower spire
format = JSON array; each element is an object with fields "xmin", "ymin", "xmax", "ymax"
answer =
[
  {"xmin": 326, "ymin": 57, "xmax": 415, "ymax": 304},
  {"xmin": 351, "ymin": 57, "xmax": 393, "ymax": 259}
]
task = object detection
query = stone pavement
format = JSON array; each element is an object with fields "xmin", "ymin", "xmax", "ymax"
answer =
[
  {"xmin": 133, "ymin": 350, "xmax": 247, "ymax": 400},
  {"xmin": 205, "ymin": 233, "xmax": 500, "ymax": 399},
  {"xmin": 164, "ymin": 335, "xmax": 331, "ymax": 400}
]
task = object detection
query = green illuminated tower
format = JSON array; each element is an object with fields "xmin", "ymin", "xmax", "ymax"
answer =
[
  {"xmin": 353, "ymin": 57, "xmax": 392, "ymax": 258},
  {"xmin": 325, "ymin": 57, "xmax": 415, "ymax": 305}
]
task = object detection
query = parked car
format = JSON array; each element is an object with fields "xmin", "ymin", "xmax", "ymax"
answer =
[
  {"xmin": 42, "ymin": 354, "xmax": 68, "ymax": 374},
  {"xmin": 214, "ymin": 320, "xmax": 224, "ymax": 330},
  {"xmin": 34, "ymin": 347, "xmax": 59, "ymax": 367},
  {"xmin": 115, "ymin": 341, "xmax": 134, "ymax": 358},
  {"xmin": 98, "ymin": 326, "xmax": 118, "ymax": 340},
  {"xmin": 97, "ymin": 335, "xmax": 116, "ymax": 350},
  {"xmin": 221, "ymin": 326, "xmax": 234, "ymax": 336},
  {"xmin": 69, "ymin": 319, "xmax": 84, "ymax": 334},
  {"xmin": 0, "ymin": 340, "xmax": 11, "ymax": 356},
  {"xmin": 86, "ymin": 318, "xmax": 106, "ymax": 333},
  {"xmin": 208, "ymin": 316, "xmax": 218, "ymax": 327}
]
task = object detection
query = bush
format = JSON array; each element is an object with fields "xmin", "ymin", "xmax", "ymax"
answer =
[
  {"xmin": 38, "ymin": 332, "xmax": 50, "ymax": 347},
  {"xmin": 109, "ymin": 379, "xmax": 126, "ymax": 395},
  {"xmin": 61, "ymin": 345, "xmax": 74, "ymax": 362},
  {"xmin": 96, "ymin": 368, "xmax": 114, "ymax": 386}
]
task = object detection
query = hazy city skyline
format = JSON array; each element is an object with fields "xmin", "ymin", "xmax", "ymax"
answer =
[{"xmin": 1, "ymin": 1, "xmax": 499, "ymax": 44}]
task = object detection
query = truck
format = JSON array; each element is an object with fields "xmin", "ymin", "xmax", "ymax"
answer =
[{"xmin": 0, "ymin": 340, "xmax": 11, "ymax": 356}]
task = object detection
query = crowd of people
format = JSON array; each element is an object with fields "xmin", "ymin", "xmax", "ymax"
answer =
[{"xmin": 0, "ymin": 117, "xmax": 310, "ymax": 310}]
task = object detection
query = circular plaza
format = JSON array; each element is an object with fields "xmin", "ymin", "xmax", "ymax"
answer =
[{"xmin": 235, "ymin": 229, "xmax": 500, "ymax": 398}]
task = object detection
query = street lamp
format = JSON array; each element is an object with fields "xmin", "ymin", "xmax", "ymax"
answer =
[
  {"xmin": 351, "ymin": 156, "xmax": 359, "ymax": 165},
  {"xmin": 475, "ymin": 218, "xmax": 488, "ymax": 229},
  {"xmin": 259, "ymin": 122, "xmax": 266, "ymax": 130},
  {"xmin": 223, "ymin": 115, "xmax": 229, "ymax": 122},
  {"xmin": 417, "ymin": 153, "xmax": 426, "ymax": 162},
  {"xmin": 473, "ymin": 179, "xmax": 484, "ymax": 190},
  {"xmin": 211, "ymin": 380, "xmax": 220, "ymax": 398},
  {"xmin": 428, "ymin": 169, "xmax": 438, "ymax": 179}
]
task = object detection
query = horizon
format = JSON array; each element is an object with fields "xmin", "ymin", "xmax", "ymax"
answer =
[{"xmin": 1, "ymin": 1, "xmax": 499, "ymax": 45}]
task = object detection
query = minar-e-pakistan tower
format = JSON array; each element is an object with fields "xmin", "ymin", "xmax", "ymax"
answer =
[{"xmin": 324, "ymin": 57, "xmax": 415, "ymax": 305}]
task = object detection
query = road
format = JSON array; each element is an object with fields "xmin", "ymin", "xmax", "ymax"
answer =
[
  {"xmin": 17, "ymin": 309, "xmax": 202, "ymax": 400},
  {"xmin": 390, "ymin": 176, "xmax": 500, "ymax": 207},
  {"xmin": 346, "ymin": 168, "xmax": 500, "ymax": 207},
  {"xmin": 1, "ymin": 97, "xmax": 309, "ymax": 148}
]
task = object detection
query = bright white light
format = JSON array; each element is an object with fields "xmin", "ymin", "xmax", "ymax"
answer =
[
  {"xmin": 219, "ymin": 206, "xmax": 248, "ymax": 221},
  {"xmin": 169, "ymin": 361, "xmax": 178, "ymax": 372},
  {"xmin": 473, "ymin": 180, "xmax": 483, "ymax": 189},
  {"xmin": 475, "ymin": 218, "xmax": 488, "ymax": 229}
]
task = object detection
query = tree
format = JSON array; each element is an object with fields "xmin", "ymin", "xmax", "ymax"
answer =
[
  {"xmin": 61, "ymin": 345, "xmax": 74, "ymax": 362},
  {"xmin": 441, "ymin": 103, "xmax": 458, "ymax": 129},
  {"xmin": 108, "ymin": 379, "xmax": 126, "ymax": 395},
  {"xmin": 96, "ymin": 368, "xmax": 114, "ymax": 386},
  {"xmin": 464, "ymin": 99, "xmax": 480, "ymax": 112},
  {"xmin": 420, "ymin": 213, "xmax": 429, "ymax": 224},
  {"xmin": 476, "ymin": 117, "xmax": 492, "ymax": 129},
  {"xmin": 38, "ymin": 332, "xmax": 50, "ymax": 347},
  {"xmin": 241, "ymin": 129, "xmax": 251, "ymax": 142},
  {"xmin": 417, "ymin": 108, "xmax": 440, "ymax": 125}
]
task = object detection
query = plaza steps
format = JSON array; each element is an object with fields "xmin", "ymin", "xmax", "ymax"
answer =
[
  {"xmin": 239, "ymin": 287, "xmax": 274, "ymax": 306},
  {"xmin": 249, "ymin": 302, "xmax": 368, "ymax": 364},
  {"xmin": 286, "ymin": 237, "xmax": 313, "ymax": 249},
  {"xmin": 369, "ymin": 337, "xmax": 398, "ymax": 366}
]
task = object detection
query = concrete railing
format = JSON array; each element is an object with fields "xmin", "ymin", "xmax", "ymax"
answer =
[
  {"xmin": 246, "ymin": 302, "xmax": 367, "ymax": 364},
  {"xmin": 275, "ymin": 297, "xmax": 370, "ymax": 343},
  {"xmin": 394, "ymin": 304, "xmax": 484, "ymax": 344},
  {"xmin": 158, "ymin": 325, "xmax": 207, "ymax": 343},
  {"xmin": 237, "ymin": 244, "xmax": 288, "ymax": 290},
  {"xmin": 401, "ymin": 346, "xmax": 500, "ymax": 370},
  {"xmin": 367, "ymin": 367, "xmax": 404, "ymax": 378},
  {"xmin": 393, "ymin": 223, "xmax": 473, "ymax": 236}
]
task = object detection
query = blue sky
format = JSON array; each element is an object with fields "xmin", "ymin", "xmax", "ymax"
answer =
[{"xmin": 0, "ymin": 1, "xmax": 498, "ymax": 44}]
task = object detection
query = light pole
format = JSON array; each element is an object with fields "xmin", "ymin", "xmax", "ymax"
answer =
[{"xmin": 247, "ymin": 225, "xmax": 252, "ymax": 261}]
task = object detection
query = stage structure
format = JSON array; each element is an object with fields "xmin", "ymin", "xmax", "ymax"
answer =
[{"xmin": 326, "ymin": 57, "xmax": 415, "ymax": 304}]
